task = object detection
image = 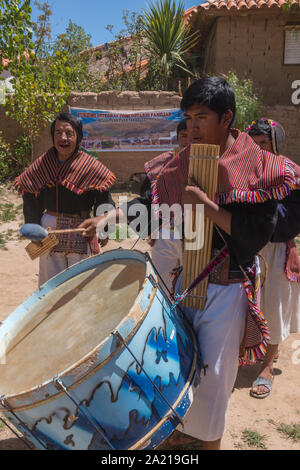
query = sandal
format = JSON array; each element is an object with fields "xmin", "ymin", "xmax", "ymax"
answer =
[{"xmin": 250, "ymin": 375, "xmax": 273, "ymax": 399}]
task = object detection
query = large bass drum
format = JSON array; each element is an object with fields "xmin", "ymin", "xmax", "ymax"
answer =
[{"xmin": 0, "ymin": 249, "xmax": 197, "ymax": 450}]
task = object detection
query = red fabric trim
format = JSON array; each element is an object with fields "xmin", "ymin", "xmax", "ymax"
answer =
[{"xmin": 145, "ymin": 131, "xmax": 298, "ymax": 207}]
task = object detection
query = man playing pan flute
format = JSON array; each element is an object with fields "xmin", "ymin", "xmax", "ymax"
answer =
[
  {"xmin": 80, "ymin": 77, "xmax": 300, "ymax": 450},
  {"xmin": 14, "ymin": 112, "xmax": 116, "ymax": 286}
]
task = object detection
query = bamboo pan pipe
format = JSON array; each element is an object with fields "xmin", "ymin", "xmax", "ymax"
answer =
[{"xmin": 182, "ymin": 144, "xmax": 220, "ymax": 309}]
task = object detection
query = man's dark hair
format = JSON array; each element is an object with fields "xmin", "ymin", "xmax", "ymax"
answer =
[
  {"xmin": 51, "ymin": 112, "xmax": 83, "ymax": 151},
  {"xmin": 176, "ymin": 118, "xmax": 187, "ymax": 137},
  {"xmin": 180, "ymin": 76, "xmax": 236, "ymax": 128}
]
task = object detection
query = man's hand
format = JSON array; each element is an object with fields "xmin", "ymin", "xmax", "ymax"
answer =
[
  {"xmin": 182, "ymin": 175, "xmax": 210, "ymax": 207},
  {"xmin": 182, "ymin": 175, "xmax": 232, "ymax": 235},
  {"xmin": 79, "ymin": 216, "xmax": 104, "ymax": 238}
]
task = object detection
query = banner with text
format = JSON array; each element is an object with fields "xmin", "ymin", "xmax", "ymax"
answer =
[{"xmin": 70, "ymin": 107, "xmax": 184, "ymax": 152}]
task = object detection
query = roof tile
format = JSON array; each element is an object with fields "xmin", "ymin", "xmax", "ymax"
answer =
[{"xmin": 199, "ymin": 0, "xmax": 300, "ymax": 10}]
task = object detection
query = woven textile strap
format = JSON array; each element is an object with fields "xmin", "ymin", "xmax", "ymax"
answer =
[
  {"xmin": 171, "ymin": 245, "xmax": 229, "ymax": 309},
  {"xmin": 172, "ymin": 245, "xmax": 271, "ymax": 366}
]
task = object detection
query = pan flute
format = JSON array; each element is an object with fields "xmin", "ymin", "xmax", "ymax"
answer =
[{"xmin": 182, "ymin": 144, "xmax": 220, "ymax": 309}]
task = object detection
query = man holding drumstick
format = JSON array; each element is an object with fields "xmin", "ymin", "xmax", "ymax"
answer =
[{"xmin": 15, "ymin": 112, "xmax": 116, "ymax": 286}]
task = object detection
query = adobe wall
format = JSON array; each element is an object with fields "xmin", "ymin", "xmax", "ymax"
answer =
[
  {"xmin": 263, "ymin": 105, "xmax": 300, "ymax": 164},
  {"xmin": 0, "ymin": 91, "xmax": 182, "ymax": 184},
  {"xmin": 208, "ymin": 11, "xmax": 300, "ymax": 107},
  {"xmin": 201, "ymin": 11, "xmax": 300, "ymax": 164}
]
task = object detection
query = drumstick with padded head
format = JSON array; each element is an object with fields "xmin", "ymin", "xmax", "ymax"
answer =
[
  {"xmin": 19, "ymin": 223, "xmax": 86, "ymax": 261},
  {"xmin": 19, "ymin": 223, "xmax": 85, "ymax": 241}
]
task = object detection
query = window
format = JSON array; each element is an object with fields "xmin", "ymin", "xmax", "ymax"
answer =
[{"xmin": 284, "ymin": 27, "xmax": 300, "ymax": 65}]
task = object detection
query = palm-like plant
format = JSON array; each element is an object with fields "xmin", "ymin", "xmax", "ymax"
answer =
[{"xmin": 142, "ymin": 0, "xmax": 199, "ymax": 90}]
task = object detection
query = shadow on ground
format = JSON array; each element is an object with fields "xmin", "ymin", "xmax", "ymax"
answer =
[
  {"xmin": 157, "ymin": 430, "xmax": 203, "ymax": 450},
  {"xmin": 233, "ymin": 362, "xmax": 282, "ymax": 391},
  {"xmin": 0, "ymin": 436, "xmax": 29, "ymax": 450}
]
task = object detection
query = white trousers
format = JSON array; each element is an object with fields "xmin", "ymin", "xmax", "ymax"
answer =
[
  {"xmin": 151, "ymin": 228, "xmax": 183, "ymax": 294},
  {"xmin": 259, "ymin": 242, "xmax": 300, "ymax": 344},
  {"xmin": 38, "ymin": 214, "xmax": 90, "ymax": 287},
  {"xmin": 176, "ymin": 274, "xmax": 248, "ymax": 441}
]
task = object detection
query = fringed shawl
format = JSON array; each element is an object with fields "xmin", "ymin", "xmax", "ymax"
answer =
[
  {"xmin": 145, "ymin": 130, "xmax": 298, "ymax": 207},
  {"xmin": 14, "ymin": 147, "xmax": 116, "ymax": 196}
]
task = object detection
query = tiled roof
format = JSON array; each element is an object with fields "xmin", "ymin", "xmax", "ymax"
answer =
[{"xmin": 199, "ymin": 0, "xmax": 300, "ymax": 10}]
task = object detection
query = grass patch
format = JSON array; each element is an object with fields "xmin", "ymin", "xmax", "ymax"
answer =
[
  {"xmin": 0, "ymin": 229, "xmax": 15, "ymax": 249},
  {"xmin": 0, "ymin": 202, "xmax": 16, "ymax": 223},
  {"xmin": 277, "ymin": 423, "xmax": 300, "ymax": 441},
  {"xmin": 296, "ymin": 236, "xmax": 300, "ymax": 256},
  {"xmin": 0, "ymin": 233, "xmax": 7, "ymax": 250},
  {"xmin": 241, "ymin": 429, "xmax": 267, "ymax": 449}
]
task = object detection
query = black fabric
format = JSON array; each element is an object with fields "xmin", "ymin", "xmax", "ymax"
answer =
[
  {"xmin": 216, "ymin": 200, "xmax": 278, "ymax": 269},
  {"xmin": 23, "ymin": 185, "xmax": 115, "ymax": 224},
  {"xmin": 271, "ymin": 189, "xmax": 300, "ymax": 242}
]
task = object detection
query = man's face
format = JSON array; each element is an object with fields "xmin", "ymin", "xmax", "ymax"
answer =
[
  {"xmin": 177, "ymin": 129, "xmax": 189, "ymax": 150},
  {"xmin": 251, "ymin": 134, "xmax": 273, "ymax": 153},
  {"xmin": 184, "ymin": 104, "xmax": 228, "ymax": 146},
  {"xmin": 53, "ymin": 120, "xmax": 77, "ymax": 161}
]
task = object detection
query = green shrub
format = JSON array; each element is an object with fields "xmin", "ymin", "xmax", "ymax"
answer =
[
  {"xmin": 0, "ymin": 132, "xmax": 13, "ymax": 182},
  {"xmin": 225, "ymin": 71, "xmax": 262, "ymax": 131},
  {"xmin": 0, "ymin": 133, "xmax": 31, "ymax": 182}
]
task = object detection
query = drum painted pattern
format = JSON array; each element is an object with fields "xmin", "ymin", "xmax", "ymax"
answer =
[{"xmin": 0, "ymin": 250, "xmax": 197, "ymax": 450}]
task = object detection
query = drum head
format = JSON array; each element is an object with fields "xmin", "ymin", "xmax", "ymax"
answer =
[{"xmin": 0, "ymin": 257, "xmax": 146, "ymax": 396}]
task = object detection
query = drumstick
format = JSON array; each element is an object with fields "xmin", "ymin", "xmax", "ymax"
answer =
[
  {"xmin": 50, "ymin": 228, "xmax": 85, "ymax": 235},
  {"xmin": 19, "ymin": 223, "xmax": 85, "ymax": 241}
]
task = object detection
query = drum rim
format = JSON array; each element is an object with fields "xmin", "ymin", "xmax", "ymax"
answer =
[{"xmin": 0, "ymin": 249, "xmax": 156, "ymax": 406}]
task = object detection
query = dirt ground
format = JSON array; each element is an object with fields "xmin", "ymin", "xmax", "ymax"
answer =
[{"xmin": 0, "ymin": 185, "xmax": 299, "ymax": 451}]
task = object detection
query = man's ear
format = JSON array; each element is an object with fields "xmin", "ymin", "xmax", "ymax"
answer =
[{"xmin": 222, "ymin": 110, "xmax": 234, "ymax": 129}]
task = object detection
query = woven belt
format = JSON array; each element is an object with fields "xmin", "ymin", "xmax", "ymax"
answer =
[
  {"xmin": 45, "ymin": 210, "xmax": 89, "ymax": 219},
  {"xmin": 209, "ymin": 249, "xmax": 245, "ymax": 285}
]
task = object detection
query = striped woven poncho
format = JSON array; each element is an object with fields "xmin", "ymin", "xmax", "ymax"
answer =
[
  {"xmin": 14, "ymin": 147, "xmax": 116, "ymax": 196},
  {"xmin": 144, "ymin": 130, "xmax": 299, "ymax": 366},
  {"xmin": 145, "ymin": 130, "xmax": 298, "ymax": 208}
]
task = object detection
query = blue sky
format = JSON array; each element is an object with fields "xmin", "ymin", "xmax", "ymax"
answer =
[{"xmin": 31, "ymin": 1, "xmax": 203, "ymax": 48}]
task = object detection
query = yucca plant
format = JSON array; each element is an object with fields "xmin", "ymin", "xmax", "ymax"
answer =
[{"xmin": 142, "ymin": 0, "xmax": 199, "ymax": 89}]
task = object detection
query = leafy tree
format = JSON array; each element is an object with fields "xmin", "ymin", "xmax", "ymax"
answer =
[
  {"xmin": 52, "ymin": 20, "xmax": 98, "ymax": 92},
  {"xmin": 142, "ymin": 0, "xmax": 199, "ymax": 90},
  {"xmin": 0, "ymin": 0, "xmax": 34, "ymax": 73},
  {"xmin": 53, "ymin": 19, "xmax": 92, "ymax": 56},
  {"xmin": 99, "ymin": 10, "xmax": 145, "ymax": 91},
  {"xmin": 1, "ymin": 2, "xmax": 73, "ymax": 161},
  {"xmin": 32, "ymin": 1, "xmax": 52, "ymax": 58},
  {"xmin": 225, "ymin": 71, "xmax": 262, "ymax": 131},
  {"xmin": 5, "ymin": 50, "xmax": 72, "ymax": 161}
]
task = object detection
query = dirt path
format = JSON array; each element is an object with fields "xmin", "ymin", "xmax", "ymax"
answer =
[{"xmin": 0, "ymin": 186, "xmax": 299, "ymax": 451}]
